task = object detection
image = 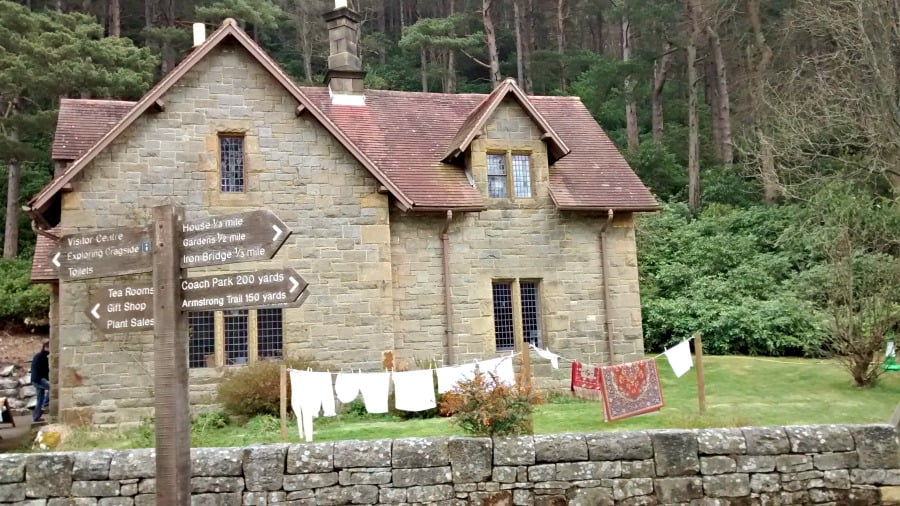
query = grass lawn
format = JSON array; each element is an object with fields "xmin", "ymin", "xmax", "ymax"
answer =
[{"xmin": 56, "ymin": 355, "xmax": 900, "ymax": 452}]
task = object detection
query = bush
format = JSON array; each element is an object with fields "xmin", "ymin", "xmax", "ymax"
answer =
[
  {"xmin": 439, "ymin": 372, "xmax": 541, "ymax": 437},
  {"xmin": 217, "ymin": 356, "xmax": 317, "ymax": 418},
  {"xmin": 0, "ymin": 259, "xmax": 50, "ymax": 325},
  {"xmin": 637, "ymin": 203, "xmax": 828, "ymax": 356}
]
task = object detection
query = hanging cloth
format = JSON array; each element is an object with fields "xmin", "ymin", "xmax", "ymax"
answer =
[
  {"xmin": 663, "ymin": 340, "xmax": 694, "ymax": 378},
  {"xmin": 359, "ymin": 371, "xmax": 391, "ymax": 414},
  {"xmin": 478, "ymin": 356, "xmax": 516, "ymax": 387},
  {"xmin": 334, "ymin": 372, "xmax": 363, "ymax": 404},
  {"xmin": 531, "ymin": 344, "xmax": 560, "ymax": 369},
  {"xmin": 392, "ymin": 369, "xmax": 437, "ymax": 412},
  {"xmin": 436, "ymin": 362, "xmax": 477, "ymax": 394},
  {"xmin": 570, "ymin": 360, "xmax": 603, "ymax": 401},
  {"xmin": 289, "ymin": 370, "xmax": 337, "ymax": 442},
  {"xmin": 597, "ymin": 358, "xmax": 665, "ymax": 422}
]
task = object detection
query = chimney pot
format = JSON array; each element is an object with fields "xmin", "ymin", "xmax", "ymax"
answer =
[{"xmin": 192, "ymin": 23, "xmax": 206, "ymax": 47}]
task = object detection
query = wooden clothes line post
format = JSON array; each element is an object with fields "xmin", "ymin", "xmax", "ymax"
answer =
[
  {"xmin": 695, "ymin": 332, "xmax": 706, "ymax": 415},
  {"xmin": 280, "ymin": 365, "xmax": 287, "ymax": 442}
]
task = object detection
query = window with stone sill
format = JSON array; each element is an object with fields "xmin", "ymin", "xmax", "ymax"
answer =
[
  {"xmin": 487, "ymin": 152, "xmax": 532, "ymax": 199},
  {"xmin": 492, "ymin": 279, "xmax": 542, "ymax": 351},
  {"xmin": 219, "ymin": 134, "xmax": 245, "ymax": 192},
  {"xmin": 188, "ymin": 308, "xmax": 283, "ymax": 368}
]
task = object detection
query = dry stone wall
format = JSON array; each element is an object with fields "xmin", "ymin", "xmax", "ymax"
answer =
[{"xmin": 1, "ymin": 425, "xmax": 897, "ymax": 505}]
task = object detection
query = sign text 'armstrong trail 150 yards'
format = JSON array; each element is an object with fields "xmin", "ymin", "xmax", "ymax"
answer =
[
  {"xmin": 51, "ymin": 227, "xmax": 153, "ymax": 281},
  {"xmin": 181, "ymin": 267, "xmax": 308, "ymax": 311},
  {"xmin": 180, "ymin": 210, "xmax": 292, "ymax": 268}
]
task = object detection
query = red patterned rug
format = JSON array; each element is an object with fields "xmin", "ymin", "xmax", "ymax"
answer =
[
  {"xmin": 570, "ymin": 361, "xmax": 602, "ymax": 401},
  {"xmin": 598, "ymin": 359, "xmax": 664, "ymax": 421}
]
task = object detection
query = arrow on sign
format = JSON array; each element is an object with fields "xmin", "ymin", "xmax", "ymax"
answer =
[
  {"xmin": 52, "ymin": 226, "xmax": 153, "ymax": 281},
  {"xmin": 180, "ymin": 210, "xmax": 292, "ymax": 269},
  {"xmin": 85, "ymin": 283, "xmax": 155, "ymax": 334},
  {"xmin": 181, "ymin": 267, "xmax": 308, "ymax": 311}
]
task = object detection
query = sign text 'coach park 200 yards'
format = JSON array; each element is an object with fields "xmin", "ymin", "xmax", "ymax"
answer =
[
  {"xmin": 85, "ymin": 268, "xmax": 308, "ymax": 333},
  {"xmin": 180, "ymin": 210, "xmax": 291, "ymax": 268}
]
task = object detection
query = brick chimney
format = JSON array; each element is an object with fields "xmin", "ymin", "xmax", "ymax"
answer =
[{"xmin": 324, "ymin": 1, "xmax": 366, "ymax": 104}]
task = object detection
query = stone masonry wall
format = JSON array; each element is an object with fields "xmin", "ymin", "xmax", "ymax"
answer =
[
  {"xmin": 390, "ymin": 99, "xmax": 645, "ymax": 388},
  {"xmin": 1, "ymin": 425, "xmax": 898, "ymax": 505},
  {"xmin": 56, "ymin": 42, "xmax": 394, "ymax": 427}
]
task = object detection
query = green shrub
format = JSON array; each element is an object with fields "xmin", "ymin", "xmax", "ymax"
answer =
[
  {"xmin": 637, "ymin": 204, "xmax": 827, "ymax": 356},
  {"xmin": 217, "ymin": 357, "xmax": 317, "ymax": 418},
  {"xmin": 0, "ymin": 259, "xmax": 50, "ymax": 324},
  {"xmin": 439, "ymin": 372, "xmax": 541, "ymax": 437}
]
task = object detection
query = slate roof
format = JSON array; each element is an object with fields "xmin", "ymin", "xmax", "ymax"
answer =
[{"xmin": 51, "ymin": 99, "xmax": 135, "ymax": 161}]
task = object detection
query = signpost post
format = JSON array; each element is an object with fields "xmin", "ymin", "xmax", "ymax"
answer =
[{"xmin": 56, "ymin": 206, "xmax": 304, "ymax": 504}]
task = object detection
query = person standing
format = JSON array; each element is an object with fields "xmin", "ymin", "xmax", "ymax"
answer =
[{"xmin": 31, "ymin": 341, "xmax": 50, "ymax": 423}]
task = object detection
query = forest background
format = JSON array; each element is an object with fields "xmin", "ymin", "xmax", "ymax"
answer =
[{"xmin": 0, "ymin": 0, "xmax": 897, "ymax": 385}]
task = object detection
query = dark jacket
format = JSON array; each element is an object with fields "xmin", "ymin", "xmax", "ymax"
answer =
[{"xmin": 31, "ymin": 350, "xmax": 49, "ymax": 384}]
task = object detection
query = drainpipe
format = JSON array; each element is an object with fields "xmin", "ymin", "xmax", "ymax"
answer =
[
  {"xmin": 440, "ymin": 210, "xmax": 455, "ymax": 365},
  {"xmin": 599, "ymin": 209, "xmax": 615, "ymax": 364}
]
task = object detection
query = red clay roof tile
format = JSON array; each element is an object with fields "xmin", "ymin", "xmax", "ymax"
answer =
[{"xmin": 51, "ymin": 99, "xmax": 135, "ymax": 161}]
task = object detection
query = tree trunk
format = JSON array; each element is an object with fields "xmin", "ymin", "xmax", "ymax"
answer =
[
  {"xmin": 514, "ymin": 0, "xmax": 526, "ymax": 89},
  {"xmin": 420, "ymin": 47, "xmax": 428, "ymax": 92},
  {"xmin": 688, "ymin": 41, "xmax": 701, "ymax": 213},
  {"xmin": 556, "ymin": 0, "xmax": 567, "ymax": 92},
  {"xmin": 483, "ymin": 0, "xmax": 502, "ymax": 87},
  {"xmin": 758, "ymin": 129, "xmax": 779, "ymax": 203},
  {"xmin": 144, "ymin": 0, "xmax": 153, "ymax": 28},
  {"xmin": 622, "ymin": 12, "xmax": 638, "ymax": 151},
  {"xmin": 707, "ymin": 26, "xmax": 733, "ymax": 165},
  {"xmin": 300, "ymin": 18, "xmax": 313, "ymax": 84},
  {"xmin": 652, "ymin": 43, "xmax": 674, "ymax": 144},
  {"xmin": 400, "ymin": 0, "xmax": 406, "ymax": 29},
  {"xmin": 109, "ymin": 0, "xmax": 121, "ymax": 37},
  {"xmin": 445, "ymin": 0, "xmax": 457, "ymax": 93},
  {"xmin": 4, "ymin": 130, "xmax": 20, "ymax": 259},
  {"xmin": 706, "ymin": 58, "xmax": 725, "ymax": 161}
]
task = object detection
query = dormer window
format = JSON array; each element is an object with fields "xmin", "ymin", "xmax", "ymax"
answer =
[{"xmin": 487, "ymin": 152, "xmax": 532, "ymax": 199}]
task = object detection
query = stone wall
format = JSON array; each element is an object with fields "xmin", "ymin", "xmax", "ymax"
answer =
[
  {"xmin": 0, "ymin": 363, "xmax": 37, "ymax": 415},
  {"xmin": 1, "ymin": 425, "xmax": 897, "ymax": 505}
]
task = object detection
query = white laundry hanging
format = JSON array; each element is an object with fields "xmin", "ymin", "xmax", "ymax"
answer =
[
  {"xmin": 359, "ymin": 371, "xmax": 391, "ymax": 414},
  {"xmin": 289, "ymin": 370, "xmax": 337, "ymax": 442},
  {"xmin": 436, "ymin": 361, "xmax": 478, "ymax": 394},
  {"xmin": 663, "ymin": 340, "xmax": 693, "ymax": 378},
  {"xmin": 478, "ymin": 356, "xmax": 516, "ymax": 386},
  {"xmin": 531, "ymin": 344, "xmax": 560, "ymax": 369},
  {"xmin": 392, "ymin": 369, "xmax": 437, "ymax": 412},
  {"xmin": 334, "ymin": 371, "xmax": 363, "ymax": 404}
]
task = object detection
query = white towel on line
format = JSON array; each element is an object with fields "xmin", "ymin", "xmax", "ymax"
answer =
[
  {"xmin": 289, "ymin": 370, "xmax": 336, "ymax": 442},
  {"xmin": 334, "ymin": 372, "xmax": 363, "ymax": 404},
  {"xmin": 359, "ymin": 371, "xmax": 391, "ymax": 414},
  {"xmin": 392, "ymin": 369, "xmax": 436, "ymax": 412},
  {"xmin": 478, "ymin": 356, "xmax": 516, "ymax": 386},
  {"xmin": 663, "ymin": 340, "xmax": 693, "ymax": 378},
  {"xmin": 436, "ymin": 362, "xmax": 478, "ymax": 393}
]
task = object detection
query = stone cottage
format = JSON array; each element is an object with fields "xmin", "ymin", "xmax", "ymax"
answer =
[{"xmin": 26, "ymin": 7, "xmax": 658, "ymax": 426}]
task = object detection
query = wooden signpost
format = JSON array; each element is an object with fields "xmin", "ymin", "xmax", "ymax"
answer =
[{"xmin": 54, "ymin": 205, "xmax": 304, "ymax": 504}]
